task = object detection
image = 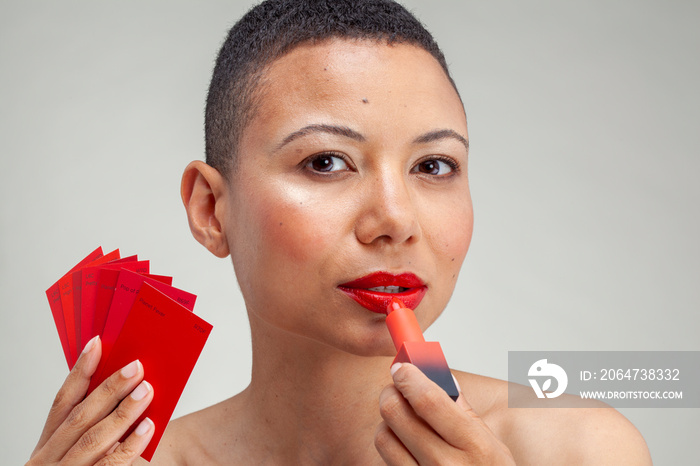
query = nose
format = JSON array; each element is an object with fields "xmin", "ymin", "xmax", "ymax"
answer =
[{"xmin": 354, "ymin": 169, "xmax": 422, "ymax": 246}]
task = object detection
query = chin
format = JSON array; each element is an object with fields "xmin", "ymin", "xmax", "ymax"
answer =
[
  {"xmin": 322, "ymin": 320, "xmax": 399, "ymax": 358},
  {"xmin": 298, "ymin": 319, "xmax": 399, "ymax": 359}
]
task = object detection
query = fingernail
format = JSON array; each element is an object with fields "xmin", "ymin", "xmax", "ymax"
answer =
[
  {"xmin": 82, "ymin": 335, "xmax": 99, "ymax": 354},
  {"xmin": 134, "ymin": 417, "xmax": 154, "ymax": 436},
  {"xmin": 121, "ymin": 360, "xmax": 141, "ymax": 379},
  {"xmin": 130, "ymin": 380, "xmax": 152, "ymax": 401},
  {"xmin": 452, "ymin": 373, "xmax": 462, "ymax": 393},
  {"xmin": 390, "ymin": 362, "xmax": 403, "ymax": 376}
]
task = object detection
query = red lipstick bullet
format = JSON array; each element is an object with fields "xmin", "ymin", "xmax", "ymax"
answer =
[{"xmin": 386, "ymin": 297, "xmax": 459, "ymax": 401}]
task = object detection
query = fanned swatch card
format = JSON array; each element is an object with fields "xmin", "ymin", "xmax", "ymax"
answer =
[{"xmin": 46, "ymin": 246, "xmax": 213, "ymax": 462}]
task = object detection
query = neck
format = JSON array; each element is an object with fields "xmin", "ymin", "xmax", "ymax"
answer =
[{"xmin": 237, "ymin": 312, "xmax": 394, "ymax": 464}]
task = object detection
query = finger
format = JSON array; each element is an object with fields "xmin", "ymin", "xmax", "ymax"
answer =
[
  {"xmin": 95, "ymin": 417, "xmax": 155, "ymax": 466},
  {"xmin": 37, "ymin": 359, "xmax": 144, "ymax": 463},
  {"xmin": 378, "ymin": 383, "xmax": 449, "ymax": 464},
  {"xmin": 374, "ymin": 421, "xmax": 418, "ymax": 466},
  {"xmin": 454, "ymin": 382, "xmax": 494, "ymax": 432},
  {"xmin": 391, "ymin": 363, "xmax": 491, "ymax": 449},
  {"xmin": 105, "ymin": 441, "xmax": 120, "ymax": 456},
  {"xmin": 62, "ymin": 380, "xmax": 154, "ymax": 466},
  {"xmin": 33, "ymin": 335, "xmax": 102, "ymax": 455}
]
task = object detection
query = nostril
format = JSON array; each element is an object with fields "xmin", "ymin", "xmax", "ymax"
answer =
[
  {"xmin": 354, "ymin": 213, "xmax": 421, "ymax": 246},
  {"xmin": 353, "ymin": 173, "xmax": 422, "ymax": 245}
]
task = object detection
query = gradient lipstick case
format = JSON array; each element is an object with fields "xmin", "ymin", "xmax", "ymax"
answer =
[{"xmin": 386, "ymin": 298, "xmax": 459, "ymax": 401}]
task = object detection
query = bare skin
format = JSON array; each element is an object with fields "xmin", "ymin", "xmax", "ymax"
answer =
[
  {"xmin": 155, "ymin": 369, "xmax": 651, "ymax": 465},
  {"xmin": 29, "ymin": 40, "xmax": 652, "ymax": 465}
]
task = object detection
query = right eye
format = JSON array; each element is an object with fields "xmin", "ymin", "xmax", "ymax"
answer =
[{"xmin": 305, "ymin": 153, "xmax": 350, "ymax": 173}]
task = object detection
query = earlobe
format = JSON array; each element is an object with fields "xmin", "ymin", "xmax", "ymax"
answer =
[{"xmin": 181, "ymin": 160, "xmax": 230, "ymax": 258}]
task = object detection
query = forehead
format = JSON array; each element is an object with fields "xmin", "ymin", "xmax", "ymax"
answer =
[{"xmin": 241, "ymin": 39, "xmax": 467, "ymax": 154}]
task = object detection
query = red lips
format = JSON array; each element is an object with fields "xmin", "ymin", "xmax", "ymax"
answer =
[{"xmin": 338, "ymin": 272, "xmax": 427, "ymax": 314}]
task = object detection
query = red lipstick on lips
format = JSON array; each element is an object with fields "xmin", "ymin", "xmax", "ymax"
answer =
[
  {"xmin": 338, "ymin": 272, "xmax": 427, "ymax": 314},
  {"xmin": 386, "ymin": 297, "xmax": 459, "ymax": 401}
]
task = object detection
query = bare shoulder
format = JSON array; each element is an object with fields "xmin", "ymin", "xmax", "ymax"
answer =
[
  {"xmin": 453, "ymin": 371, "xmax": 652, "ymax": 465},
  {"xmin": 148, "ymin": 398, "xmax": 238, "ymax": 465}
]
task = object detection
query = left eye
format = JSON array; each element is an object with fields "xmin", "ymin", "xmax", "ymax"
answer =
[
  {"xmin": 306, "ymin": 154, "xmax": 349, "ymax": 173},
  {"xmin": 413, "ymin": 159, "xmax": 453, "ymax": 176}
]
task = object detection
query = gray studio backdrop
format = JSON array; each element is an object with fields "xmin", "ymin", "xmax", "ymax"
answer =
[{"xmin": 1, "ymin": 1, "xmax": 698, "ymax": 464}]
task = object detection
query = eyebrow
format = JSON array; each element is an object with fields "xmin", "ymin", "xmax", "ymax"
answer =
[
  {"xmin": 277, "ymin": 124, "xmax": 365, "ymax": 150},
  {"xmin": 276, "ymin": 124, "xmax": 469, "ymax": 153},
  {"xmin": 413, "ymin": 129, "xmax": 469, "ymax": 153}
]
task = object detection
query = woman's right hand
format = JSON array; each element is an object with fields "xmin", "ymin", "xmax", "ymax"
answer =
[{"xmin": 27, "ymin": 336, "xmax": 155, "ymax": 465}]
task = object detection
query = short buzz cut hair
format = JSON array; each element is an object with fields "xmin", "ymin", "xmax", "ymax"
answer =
[{"xmin": 205, "ymin": 0, "xmax": 458, "ymax": 176}]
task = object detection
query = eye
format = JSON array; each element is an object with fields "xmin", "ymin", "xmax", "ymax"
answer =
[
  {"xmin": 412, "ymin": 157, "xmax": 457, "ymax": 176},
  {"xmin": 305, "ymin": 153, "xmax": 350, "ymax": 173}
]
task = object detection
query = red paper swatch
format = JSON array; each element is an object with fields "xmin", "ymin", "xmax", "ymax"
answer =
[
  {"xmin": 92, "ymin": 266, "xmax": 164, "ymax": 340},
  {"xmin": 47, "ymin": 247, "xmax": 211, "ymax": 462},
  {"xmin": 46, "ymin": 247, "xmax": 104, "ymax": 366},
  {"xmin": 89, "ymin": 270, "xmax": 195, "ymax": 394},
  {"xmin": 59, "ymin": 249, "xmax": 121, "ymax": 367},
  {"xmin": 80, "ymin": 257, "xmax": 148, "ymax": 348},
  {"xmin": 92, "ymin": 283, "xmax": 211, "ymax": 461}
]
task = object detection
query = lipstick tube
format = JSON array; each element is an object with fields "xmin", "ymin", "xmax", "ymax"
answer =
[{"xmin": 386, "ymin": 297, "xmax": 459, "ymax": 401}]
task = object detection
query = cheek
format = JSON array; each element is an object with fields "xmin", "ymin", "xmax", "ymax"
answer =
[
  {"xmin": 425, "ymin": 190, "xmax": 473, "ymax": 277},
  {"xmin": 230, "ymin": 180, "xmax": 342, "ymax": 304},
  {"xmin": 428, "ymin": 190, "xmax": 474, "ymax": 258},
  {"xmin": 411, "ymin": 189, "xmax": 472, "ymax": 329},
  {"xmin": 450, "ymin": 201, "xmax": 474, "ymax": 262},
  {"xmin": 262, "ymin": 198, "xmax": 322, "ymax": 264}
]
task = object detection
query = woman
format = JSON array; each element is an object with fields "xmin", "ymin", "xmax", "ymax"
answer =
[{"xmin": 28, "ymin": 1, "xmax": 650, "ymax": 464}]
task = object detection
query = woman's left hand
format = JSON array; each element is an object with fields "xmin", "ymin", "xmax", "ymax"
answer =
[{"xmin": 375, "ymin": 363, "xmax": 515, "ymax": 465}]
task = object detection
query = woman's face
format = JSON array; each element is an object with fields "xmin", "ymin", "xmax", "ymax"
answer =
[{"xmin": 224, "ymin": 39, "xmax": 472, "ymax": 356}]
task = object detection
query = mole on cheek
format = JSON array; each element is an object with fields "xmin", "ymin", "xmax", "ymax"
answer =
[{"xmin": 362, "ymin": 98, "xmax": 369, "ymax": 104}]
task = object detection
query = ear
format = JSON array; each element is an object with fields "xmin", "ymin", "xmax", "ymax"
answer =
[{"xmin": 181, "ymin": 160, "xmax": 230, "ymax": 258}]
